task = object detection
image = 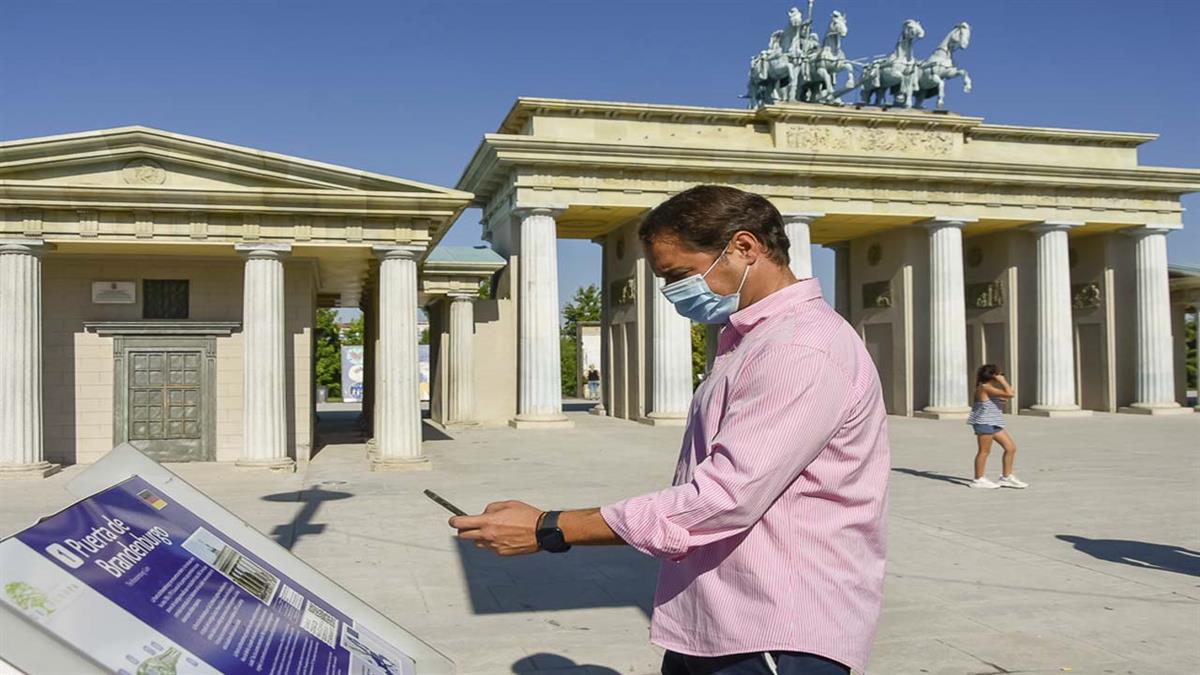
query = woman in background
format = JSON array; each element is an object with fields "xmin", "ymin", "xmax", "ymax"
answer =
[{"xmin": 967, "ymin": 364, "xmax": 1028, "ymax": 489}]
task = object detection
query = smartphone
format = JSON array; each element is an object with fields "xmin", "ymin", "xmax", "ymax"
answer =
[{"xmin": 423, "ymin": 489, "xmax": 467, "ymax": 517}]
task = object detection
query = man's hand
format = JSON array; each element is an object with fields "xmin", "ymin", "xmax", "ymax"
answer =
[{"xmin": 450, "ymin": 500, "xmax": 541, "ymax": 557}]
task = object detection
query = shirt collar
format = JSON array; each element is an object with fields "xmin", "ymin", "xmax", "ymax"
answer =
[{"xmin": 727, "ymin": 278, "xmax": 823, "ymax": 335}]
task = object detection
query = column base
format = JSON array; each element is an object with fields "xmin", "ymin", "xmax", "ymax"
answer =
[
  {"xmin": 370, "ymin": 455, "xmax": 432, "ymax": 472},
  {"xmin": 509, "ymin": 415, "xmax": 574, "ymax": 430},
  {"xmin": 915, "ymin": 407, "xmax": 970, "ymax": 420},
  {"xmin": 588, "ymin": 404, "xmax": 607, "ymax": 416},
  {"xmin": 1118, "ymin": 404, "xmax": 1194, "ymax": 416},
  {"xmin": 234, "ymin": 457, "xmax": 296, "ymax": 473},
  {"xmin": 0, "ymin": 462, "xmax": 62, "ymax": 480},
  {"xmin": 1020, "ymin": 406, "xmax": 1093, "ymax": 418},
  {"xmin": 639, "ymin": 413, "xmax": 688, "ymax": 427}
]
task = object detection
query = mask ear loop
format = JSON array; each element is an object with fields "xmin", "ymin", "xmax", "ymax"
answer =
[{"xmin": 733, "ymin": 260, "xmax": 751, "ymax": 295}]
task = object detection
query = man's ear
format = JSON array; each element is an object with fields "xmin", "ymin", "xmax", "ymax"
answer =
[{"xmin": 730, "ymin": 230, "xmax": 763, "ymax": 262}]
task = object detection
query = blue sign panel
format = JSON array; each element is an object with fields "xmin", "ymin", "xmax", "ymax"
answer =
[{"xmin": 1, "ymin": 476, "xmax": 413, "ymax": 675}]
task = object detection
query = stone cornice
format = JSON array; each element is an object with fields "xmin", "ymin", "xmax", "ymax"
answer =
[
  {"xmin": 495, "ymin": 98, "xmax": 1155, "ymax": 148},
  {"xmin": 83, "ymin": 320, "xmax": 242, "ymax": 336},
  {"xmin": 0, "ymin": 126, "xmax": 476, "ymax": 199},
  {"xmin": 0, "ymin": 183, "xmax": 470, "ymax": 216},
  {"xmin": 461, "ymin": 135, "xmax": 1200, "ymax": 199}
]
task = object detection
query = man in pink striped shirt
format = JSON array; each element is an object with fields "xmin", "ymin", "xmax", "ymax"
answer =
[{"xmin": 452, "ymin": 186, "xmax": 890, "ymax": 674}]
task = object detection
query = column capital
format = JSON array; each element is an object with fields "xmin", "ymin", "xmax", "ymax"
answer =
[
  {"xmin": 448, "ymin": 292, "xmax": 476, "ymax": 303},
  {"xmin": 921, "ymin": 216, "xmax": 978, "ymax": 229},
  {"xmin": 0, "ymin": 239, "xmax": 51, "ymax": 257},
  {"xmin": 1026, "ymin": 220, "xmax": 1084, "ymax": 234},
  {"xmin": 235, "ymin": 242, "xmax": 292, "ymax": 259},
  {"xmin": 781, "ymin": 211, "xmax": 825, "ymax": 224},
  {"xmin": 373, "ymin": 244, "xmax": 424, "ymax": 261},
  {"xmin": 512, "ymin": 205, "xmax": 567, "ymax": 220},
  {"xmin": 1122, "ymin": 223, "xmax": 1183, "ymax": 237}
]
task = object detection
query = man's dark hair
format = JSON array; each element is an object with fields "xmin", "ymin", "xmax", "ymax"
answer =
[{"xmin": 638, "ymin": 185, "xmax": 791, "ymax": 266}]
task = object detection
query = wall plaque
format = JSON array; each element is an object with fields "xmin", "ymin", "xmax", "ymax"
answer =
[
  {"xmin": 966, "ymin": 281, "xmax": 1004, "ymax": 309},
  {"xmin": 92, "ymin": 281, "xmax": 136, "ymax": 304},
  {"xmin": 861, "ymin": 281, "xmax": 892, "ymax": 309},
  {"xmin": 610, "ymin": 276, "xmax": 636, "ymax": 306},
  {"xmin": 1072, "ymin": 282, "xmax": 1102, "ymax": 310}
]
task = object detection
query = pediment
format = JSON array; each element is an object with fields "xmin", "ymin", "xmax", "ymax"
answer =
[{"xmin": 0, "ymin": 126, "xmax": 469, "ymax": 198}]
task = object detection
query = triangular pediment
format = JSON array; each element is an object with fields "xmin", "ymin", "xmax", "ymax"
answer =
[{"xmin": 0, "ymin": 126, "xmax": 469, "ymax": 198}]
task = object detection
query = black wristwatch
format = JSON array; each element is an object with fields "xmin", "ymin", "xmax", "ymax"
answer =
[{"xmin": 535, "ymin": 511, "xmax": 571, "ymax": 553}]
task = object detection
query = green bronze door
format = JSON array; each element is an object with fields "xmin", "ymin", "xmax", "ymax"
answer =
[{"xmin": 127, "ymin": 350, "xmax": 205, "ymax": 462}]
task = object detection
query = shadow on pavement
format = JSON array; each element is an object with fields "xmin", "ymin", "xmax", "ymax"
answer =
[
  {"xmin": 512, "ymin": 653, "xmax": 621, "ymax": 674},
  {"xmin": 262, "ymin": 485, "xmax": 354, "ymax": 549},
  {"xmin": 313, "ymin": 410, "xmax": 365, "ymax": 459},
  {"xmin": 890, "ymin": 467, "xmax": 972, "ymax": 487},
  {"xmin": 455, "ymin": 538, "xmax": 657, "ymax": 617},
  {"xmin": 1056, "ymin": 535, "xmax": 1200, "ymax": 577},
  {"xmin": 422, "ymin": 421, "xmax": 455, "ymax": 442},
  {"xmin": 563, "ymin": 400, "xmax": 599, "ymax": 413}
]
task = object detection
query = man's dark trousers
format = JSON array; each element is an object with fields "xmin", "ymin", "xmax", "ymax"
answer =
[{"xmin": 661, "ymin": 650, "xmax": 850, "ymax": 675}]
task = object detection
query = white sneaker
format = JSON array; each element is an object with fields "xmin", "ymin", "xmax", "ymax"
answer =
[
  {"xmin": 998, "ymin": 475, "xmax": 1029, "ymax": 489},
  {"xmin": 970, "ymin": 477, "xmax": 1000, "ymax": 489}
]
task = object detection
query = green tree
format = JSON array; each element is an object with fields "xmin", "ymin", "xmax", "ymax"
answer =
[
  {"xmin": 315, "ymin": 308, "xmax": 342, "ymax": 397},
  {"xmin": 419, "ymin": 328, "xmax": 430, "ymax": 345},
  {"xmin": 478, "ymin": 279, "xmax": 492, "ymax": 299},
  {"xmin": 691, "ymin": 323, "xmax": 708, "ymax": 388},
  {"xmin": 561, "ymin": 284, "xmax": 602, "ymax": 338},
  {"xmin": 559, "ymin": 285, "xmax": 602, "ymax": 397},
  {"xmin": 342, "ymin": 314, "xmax": 364, "ymax": 346},
  {"xmin": 560, "ymin": 336, "xmax": 578, "ymax": 397},
  {"xmin": 1186, "ymin": 312, "xmax": 1197, "ymax": 390}
]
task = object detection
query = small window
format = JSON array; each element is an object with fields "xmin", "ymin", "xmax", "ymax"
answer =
[{"xmin": 143, "ymin": 280, "xmax": 189, "ymax": 319}]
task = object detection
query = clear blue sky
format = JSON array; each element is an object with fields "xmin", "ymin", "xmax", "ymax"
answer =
[{"xmin": 4, "ymin": 1, "xmax": 1197, "ymax": 311}]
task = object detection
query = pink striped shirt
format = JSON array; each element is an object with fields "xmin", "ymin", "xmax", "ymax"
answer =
[{"xmin": 601, "ymin": 279, "xmax": 889, "ymax": 673}]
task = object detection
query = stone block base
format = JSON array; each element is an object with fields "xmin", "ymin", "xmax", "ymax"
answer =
[
  {"xmin": 1118, "ymin": 405, "xmax": 1194, "ymax": 416},
  {"xmin": 370, "ymin": 456, "xmax": 432, "ymax": 472},
  {"xmin": 234, "ymin": 458, "xmax": 296, "ymax": 473},
  {"xmin": 914, "ymin": 409, "xmax": 970, "ymax": 420},
  {"xmin": 0, "ymin": 462, "xmax": 62, "ymax": 480},
  {"xmin": 639, "ymin": 415, "xmax": 687, "ymax": 427},
  {"xmin": 509, "ymin": 416, "xmax": 574, "ymax": 430},
  {"xmin": 588, "ymin": 405, "xmax": 607, "ymax": 416},
  {"xmin": 1020, "ymin": 407, "xmax": 1094, "ymax": 418}
]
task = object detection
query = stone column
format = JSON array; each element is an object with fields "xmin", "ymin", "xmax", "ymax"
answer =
[
  {"xmin": 0, "ymin": 240, "xmax": 59, "ymax": 479},
  {"xmin": 918, "ymin": 218, "xmax": 975, "ymax": 419},
  {"xmin": 1025, "ymin": 222, "xmax": 1089, "ymax": 416},
  {"xmin": 234, "ymin": 243, "xmax": 294, "ymax": 472},
  {"xmin": 372, "ymin": 246, "xmax": 430, "ymax": 469},
  {"xmin": 825, "ymin": 242, "xmax": 851, "ymax": 319},
  {"xmin": 645, "ymin": 277, "xmax": 693, "ymax": 426},
  {"xmin": 447, "ymin": 293, "xmax": 476, "ymax": 425},
  {"xmin": 783, "ymin": 212, "xmax": 823, "ymax": 279},
  {"xmin": 1120, "ymin": 225, "xmax": 1190, "ymax": 415},
  {"xmin": 512, "ymin": 207, "xmax": 571, "ymax": 428}
]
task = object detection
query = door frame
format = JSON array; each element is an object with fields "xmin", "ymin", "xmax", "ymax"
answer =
[{"xmin": 112, "ymin": 335, "xmax": 218, "ymax": 461}]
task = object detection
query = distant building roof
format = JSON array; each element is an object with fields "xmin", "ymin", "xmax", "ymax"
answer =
[
  {"xmin": 1168, "ymin": 263, "xmax": 1200, "ymax": 278},
  {"xmin": 426, "ymin": 245, "xmax": 505, "ymax": 265}
]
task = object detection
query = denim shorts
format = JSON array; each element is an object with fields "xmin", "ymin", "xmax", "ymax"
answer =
[{"xmin": 972, "ymin": 423, "xmax": 1004, "ymax": 435}]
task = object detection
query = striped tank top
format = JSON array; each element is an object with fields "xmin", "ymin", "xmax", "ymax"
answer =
[{"xmin": 966, "ymin": 397, "xmax": 1005, "ymax": 426}]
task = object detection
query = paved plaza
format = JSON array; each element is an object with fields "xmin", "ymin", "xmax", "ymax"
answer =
[{"xmin": 2, "ymin": 405, "xmax": 1197, "ymax": 675}]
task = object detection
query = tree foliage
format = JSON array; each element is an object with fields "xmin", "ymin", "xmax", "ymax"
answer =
[
  {"xmin": 342, "ymin": 314, "xmax": 364, "ymax": 346},
  {"xmin": 691, "ymin": 322, "xmax": 708, "ymax": 389},
  {"xmin": 1187, "ymin": 312, "xmax": 1197, "ymax": 390},
  {"xmin": 560, "ymin": 336, "xmax": 578, "ymax": 397},
  {"xmin": 562, "ymin": 284, "xmax": 601, "ymax": 338},
  {"xmin": 559, "ymin": 285, "xmax": 601, "ymax": 397},
  {"xmin": 315, "ymin": 308, "xmax": 342, "ymax": 397}
]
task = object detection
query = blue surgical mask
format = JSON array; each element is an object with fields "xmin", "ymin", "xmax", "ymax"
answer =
[{"xmin": 661, "ymin": 248, "xmax": 750, "ymax": 325}]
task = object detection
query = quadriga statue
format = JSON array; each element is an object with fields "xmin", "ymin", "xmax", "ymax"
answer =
[
  {"xmin": 913, "ymin": 22, "xmax": 972, "ymax": 109},
  {"xmin": 859, "ymin": 19, "xmax": 925, "ymax": 108}
]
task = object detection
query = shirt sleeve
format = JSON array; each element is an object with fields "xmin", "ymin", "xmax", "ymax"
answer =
[{"xmin": 601, "ymin": 344, "xmax": 854, "ymax": 561}]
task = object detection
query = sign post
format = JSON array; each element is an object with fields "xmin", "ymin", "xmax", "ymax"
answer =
[{"xmin": 0, "ymin": 444, "xmax": 454, "ymax": 674}]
